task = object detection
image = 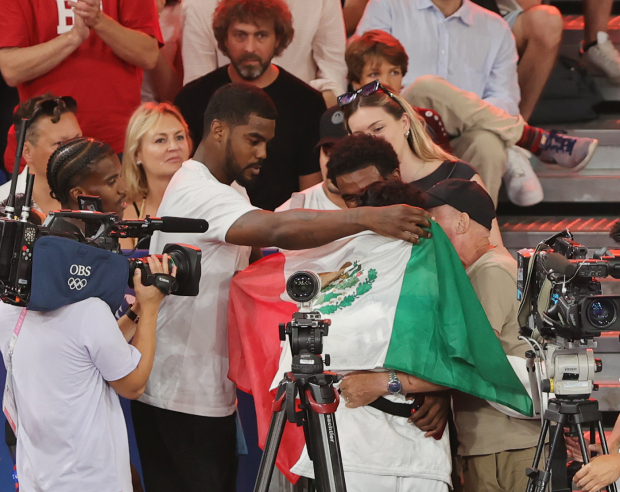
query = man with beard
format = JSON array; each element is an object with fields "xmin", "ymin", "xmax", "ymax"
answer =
[
  {"xmin": 174, "ymin": 0, "xmax": 325, "ymax": 211},
  {"xmin": 132, "ymin": 83, "xmax": 435, "ymax": 492}
]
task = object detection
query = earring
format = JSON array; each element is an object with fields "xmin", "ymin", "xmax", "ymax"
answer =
[
  {"xmin": 137, "ymin": 160, "xmax": 142, "ymax": 166},
  {"xmin": 405, "ymin": 130, "xmax": 411, "ymax": 138}
]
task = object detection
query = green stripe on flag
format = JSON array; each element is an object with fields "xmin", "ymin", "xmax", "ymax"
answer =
[{"xmin": 385, "ymin": 221, "xmax": 533, "ymax": 417}]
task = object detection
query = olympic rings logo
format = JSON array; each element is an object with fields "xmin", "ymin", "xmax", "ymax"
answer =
[{"xmin": 68, "ymin": 277, "xmax": 88, "ymax": 290}]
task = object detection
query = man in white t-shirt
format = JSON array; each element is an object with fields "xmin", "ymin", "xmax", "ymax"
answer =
[
  {"xmin": 0, "ymin": 256, "xmax": 170, "ymax": 491},
  {"xmin": 276, "ymin": 105, "xmax": 347, "ymax": 212},
  {"xmin": 135, "ymin": 82, "xmax": 434, "ymax": 491}
]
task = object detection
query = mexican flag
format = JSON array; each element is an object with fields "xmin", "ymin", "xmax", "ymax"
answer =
[{"xmin": 228, "ymin": 221, "xmax": 532, "ymax": 482}]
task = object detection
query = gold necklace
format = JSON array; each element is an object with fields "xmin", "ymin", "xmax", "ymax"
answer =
[
  {"xmin": 133, "ymin": 195, "xmax": 147, "ymax": 248},
  {"xmin": 410, "ymin": 161, "xmax": 427, "ymax": 182}
]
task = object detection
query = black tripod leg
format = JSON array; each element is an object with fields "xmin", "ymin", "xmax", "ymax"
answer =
[
  {"xmin": 536, "ymin": 416, "xmax": 568, "ymax": 492},
  {"xmin": 254, "ymin": 385, "xmax": 289, "ymax": 492},
  {"xmin": 596, "ymin": 421, "xmax": 618, "ymax": 492},
  {"xmin": 304, "ymin": 387, "xmax": 347, "ymax": 492},
  {"xmin": 527, "ymin": 418, "xmax": 550, "ymax": 492},
  {"xmin": 575, "ymin": 423, "xmax": 590, "ymax": 465},
  {"xmin": 549, "ymin": 422, "xmax": 570, "ymax": 492}
]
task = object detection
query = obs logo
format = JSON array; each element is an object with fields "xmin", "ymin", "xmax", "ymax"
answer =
[
  {"xmin": 70, "ymin": 265, "xmax": 91, "ymax": 276},
  {"xmin": 68, "ymin": 264, "xmax": 91, "ymax": 290}
]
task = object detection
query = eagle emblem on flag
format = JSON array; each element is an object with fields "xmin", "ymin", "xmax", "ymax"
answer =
[{"xmin": 315, "ymin": 261, "xmax": 378, "ymax": 315}]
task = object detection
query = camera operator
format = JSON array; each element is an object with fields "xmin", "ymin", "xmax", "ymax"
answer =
[
  {"xmin": 46, "ymin": 136, "xmax": 127, "ymax": 218},
  {"xmin": 133, "ymin": 82, "xmax": 434, "ymax": 491},
  {"xmin": 0, "ymin": 247, "xmax": 172, "ymax": 490}
]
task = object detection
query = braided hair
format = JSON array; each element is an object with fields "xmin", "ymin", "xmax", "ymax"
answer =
[{"xmin": 47, "ymin": 137, "xmax": 115, "ymax": 206}]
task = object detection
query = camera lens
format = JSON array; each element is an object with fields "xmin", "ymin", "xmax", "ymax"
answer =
[
  {"xmin": 286, "ymin": 271, "xmax": 321, "ymax": 303},
  {"xmin": 586, "ymin": 298, "xmax": 617, "ymax": 329}
]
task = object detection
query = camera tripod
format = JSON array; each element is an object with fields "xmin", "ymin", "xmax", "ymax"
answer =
[
  {"xmin": 526, "ymin": 397, "xmax": 617, "ymax": 492},
  {"xmin": 254, "ymin": 311, "xmax": 347, "ymax": 492}
]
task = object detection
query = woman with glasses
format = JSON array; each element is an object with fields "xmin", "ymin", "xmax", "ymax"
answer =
[
  {"xmin": 339, "ymin": 80, "xmax": 503, "ymax": 245},
  {"xmin": 121, "ymin": 102, "xmax": 191, "ymax": 249}
]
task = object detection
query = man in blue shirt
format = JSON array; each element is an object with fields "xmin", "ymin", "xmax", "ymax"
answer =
[{"xmin": 357, "ymin": 0, "xmax": 520, "ymax": 115}]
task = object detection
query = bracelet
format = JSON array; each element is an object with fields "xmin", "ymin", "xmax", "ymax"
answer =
[{"xmin": 126, "ymin": 305, "xmax": 140, "ymax": 324}]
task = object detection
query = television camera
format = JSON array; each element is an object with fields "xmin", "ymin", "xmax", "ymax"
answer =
[
  {"xmin": 0, "ymin": 119, "xmax": 207, "ymax": 307},
  {"xmin": 518, "ymin": 229, "xmax": 620, "ymax": 492}
]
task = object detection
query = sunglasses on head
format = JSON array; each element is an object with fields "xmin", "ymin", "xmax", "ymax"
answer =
[{"xmin": 337, "ymin": 80, "xmax": 398, "ymax": 107}]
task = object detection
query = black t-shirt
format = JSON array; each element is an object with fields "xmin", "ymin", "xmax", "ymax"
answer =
[
  {"xmin": 412, "ymin": 160, "xmax": 477, "ymax": 191},
  {"xmin": 174, "ymin": 66, "xmax": 326, "ymax": 211}
]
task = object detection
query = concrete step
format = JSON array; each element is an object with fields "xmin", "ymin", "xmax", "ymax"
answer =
[
  {"xmin": 559, "ymin": 15, "xmax": 620, "ymax": 101},
  {"xmin": 498, "ymin": 125, "xmax": 620, "ymax": 204},
  {"xmin": 499, "ymin": 216, "xmax": 618, "ymax": 249},
  {"xmin": 532, "ymin": 167, "xmax": 620, "ymax": 203}
]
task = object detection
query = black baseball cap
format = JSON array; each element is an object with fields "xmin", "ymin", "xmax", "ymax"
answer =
[
  {"xmin": 424, "ymin": 179, "xmax": 496, "ymax": 230},
  {"xmin": 316, "ymin": 106, "xmax": 348, "ymax": 148}
]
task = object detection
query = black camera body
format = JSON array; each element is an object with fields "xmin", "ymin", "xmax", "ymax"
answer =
[
  {"xmin": 0, "ymin": 208, "xmax": 207, "ymax": 306},
  {"xmin": 128, "ymin": 243, "xmax": 201, "ymax": 296},
  {"xmin": 0, "ymin": 217, "xmax": 39, "ymax": 304},
  {"xmin": 518, "ymin": 230, "xmax": 620, "ymax": 341}
]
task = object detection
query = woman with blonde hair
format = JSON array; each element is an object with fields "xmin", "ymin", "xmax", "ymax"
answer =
[
  {"xmin": 339, "ymin": 80, "xmax": 503, "ymax": 244},
  {"xmin": 121, "ymin": 102, "xmax": 191, "ymax": 248}
]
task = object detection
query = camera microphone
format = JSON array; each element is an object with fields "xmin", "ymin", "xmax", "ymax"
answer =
[
  {"xmin": 151, "ymin": 217, "xmax": 209, "ymax": 234},
  {"xmin": 543, "ymin": 252, "xmax": 578, "ymax": 277},
  {"xmin": 118, "ymin": 216, "xmax": 209, "ymax": 235}
]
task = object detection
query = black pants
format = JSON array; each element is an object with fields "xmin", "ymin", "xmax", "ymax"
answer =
[{"xmin": 131, "ymin": 400, "xmax": 238, "ymax": 492}]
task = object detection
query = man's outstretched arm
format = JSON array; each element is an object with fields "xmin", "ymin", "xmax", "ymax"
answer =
[{"xmin": 225, "ymin": 205, "xmax": 433, "ymax": 250}]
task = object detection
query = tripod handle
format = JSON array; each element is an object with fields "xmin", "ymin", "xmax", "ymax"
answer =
[{"xmin": 305, "ymin": 388, "xmax": 340, "ymax": 414}]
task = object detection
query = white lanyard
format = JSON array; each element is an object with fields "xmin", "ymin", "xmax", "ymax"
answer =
[{"xmin": 3, "ymin": 307, "xmax": 27, "ymax": 434}]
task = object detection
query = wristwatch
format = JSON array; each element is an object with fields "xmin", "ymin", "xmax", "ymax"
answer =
[
  {"xmin": 387, "ymin": 370, "xmax": 402, "ymax": 395},
  {"xmin": 126, "ymin": 305, "xmax": 140, "ymax": 324}
]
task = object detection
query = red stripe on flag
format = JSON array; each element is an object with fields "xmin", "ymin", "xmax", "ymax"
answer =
[{"xmin": 228, "ymin": 252, "xmax": 305, "ymax": 483}]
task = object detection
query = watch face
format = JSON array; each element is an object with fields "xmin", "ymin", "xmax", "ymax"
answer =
[{"xmin": 388, "ymin": 380, "xmax": 402, "ymax": 394}]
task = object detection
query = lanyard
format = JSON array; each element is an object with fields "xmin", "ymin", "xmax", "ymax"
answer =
[
  {"xmin": 7, "ymin": 308, "xmax": 27, "ymax": 370},
  {"xmin": 4, "ymin": 307, "xmax": 27, "ymax": 436}
]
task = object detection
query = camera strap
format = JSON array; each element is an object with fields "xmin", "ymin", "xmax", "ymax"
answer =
[{"xmin": 3, "ymin": 307, "xmax": 27, "ymax": 435}]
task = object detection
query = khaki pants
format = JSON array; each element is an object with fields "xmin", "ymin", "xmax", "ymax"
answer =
[
  {"xmin": 458, "ymin": 447, "xmax": 537, "ymax": 492},
  {"xmin": 402, "ymin": 75, "xmax": 527, "ymax": 204}
]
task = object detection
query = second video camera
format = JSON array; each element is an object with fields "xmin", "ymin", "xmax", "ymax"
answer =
[{"xmin": 517, "ymin": 230, "xmax": 620, "ymax": 341}]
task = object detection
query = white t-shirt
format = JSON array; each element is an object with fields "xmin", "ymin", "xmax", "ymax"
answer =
[
  {"xmin": 143, "ymin": 159, "xmax": 258, "ymax": 416},
  {"xmin": 0, "ymin": 298, "xmax": 141, "ymax": 492},
  {"xmin": 275, "ymin": 182, "xmax": 341, "ymax": 212}
]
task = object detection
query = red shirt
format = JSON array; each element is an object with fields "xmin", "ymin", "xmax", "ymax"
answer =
[{"xmin": 0, "ymin": 0, "xmax": 162, "ymax": 162}]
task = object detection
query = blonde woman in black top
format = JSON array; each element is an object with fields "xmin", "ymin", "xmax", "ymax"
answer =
[
  {"xmin": 121, "ymin": 102, "xmax": 191, "ymax": 249},
  {"xmin": 339, "ymin": 80, "xmax": 503, "ymax": 246}
]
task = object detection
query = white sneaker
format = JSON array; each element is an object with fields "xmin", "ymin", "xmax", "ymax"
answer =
[
  {"xmin": 582, "ymin": 31, "xmax": 620, "ymax": 83},
  {"xmin": 503, "ymin": 147, "xmax": 544, "ymax": 207}
]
